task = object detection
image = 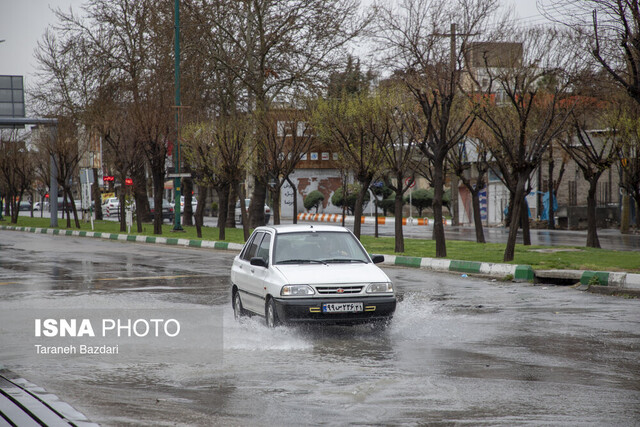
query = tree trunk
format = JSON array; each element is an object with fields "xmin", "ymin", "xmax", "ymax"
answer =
[
  {"xmin": 226, "ymin": 184, "xmax": 237, "ymax": 228},
  {"xmin": 217, "ymin": 184, "xmax": 229, "ymax": 241},
  {"xmin": 152, "ymin": 169, "xmax": 164, "ymax": 234},
  {"xmin": 272, "ymin": 184, "xmax": 282, "ymax": 225},
  {"xmin": 10, "ymin": 190, "xmax": 19, "ymax": 224},
  {"xmin": 66, "ymin": 189, "xmax": 81, "ymax": 229},
  {"xmin": 183, "ymin": 178, "xmax": 193, "ymax": 226},
  {"xmin": 374, "ymin": 189, "xmax": 379, "ymax": 239},
  {"xmin": 432, "ymin": 159, "xmax": 447, "ymax": 258},
  {"xmin": 471, "ymin": 189, "xmax": 485, "ymax": 243},
  {"xmin": 92, "ymin": 168, "xmax": 103, "ymax": 220},
  {"xmin": 548, "ymin": 156, "xmax": 555, "ymax": 229},
  {"xmin": 451, "ymin": 174, "xmax": 459, "ymax": 226},
  {"xmin": 249, "ymin": 177, "xmax": 267, "ymax": 228},
  {"xmin": 118, "ymin": 192, "xmax": 126, "ymax": 232},
  {"xmin": 620, "ymin": 194, "xmax": 630, "ymax": 234},
  {"xmin": 393, "ymin": 190, "xmax": 404, "ymax": 253},
  {"xmin": 286, "ymin": 177, "xmax": 298, "ymax": 224},
  {"xmin": 504, "ymin": 174, "xmax": 527, "ymax": 262},
  {"xmin": 521, "ymin": 195, "xmax": 531, "ymax": 246},
  {"xmin": 341, "ymin": 178, "xmax": 347, "ymax": 228},
  {"xmin": 586, "ymin": 178, "xmax": 601, "ymax": 248},
  {"xmin": 195, "ymin": 184, "xmax": 207, "ymax": 239},
  {"xmin": 133, "ymin": 168, "xmax": 147, "ymax": 233},
  {"xmin": 236, "ymin": 182, "xmax": 250, "ymax": 241},
  {"xmin": 634, "ymin": 191, "xmax": 640, "ymax": 228},
  {"xmin": 352, "ymin": 179, "xmax": 371, "ymax": 239}
]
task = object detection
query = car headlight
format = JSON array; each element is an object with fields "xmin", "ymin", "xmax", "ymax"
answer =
[
  {"xmin": 366, "ymin": 282, "xmax": 394, "ymax": 293},
  {"xmin": 281, "ymin": 285, "xmax": 315, "ymax": 296}
]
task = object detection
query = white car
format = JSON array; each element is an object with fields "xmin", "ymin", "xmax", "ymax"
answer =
[
  {"xmin": 170, "ymin": 195, "xmax": 197, "ymax": 212},
  {"xmin": 102, "ymin": 197, "xmax": 120, "ymax": 217},
  {"xmin": 235, "ymin": 198, "xmax": 271, "ymax": 225},
  {"xmin": 230, "ymin": 224, "xmax": 396, "ymax": 327}
]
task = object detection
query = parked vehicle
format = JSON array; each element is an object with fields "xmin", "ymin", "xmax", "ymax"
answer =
[
  {"xmin": 148, "ymin": 198, "xmax": 174, "ymax": 222},
  {"xmin": 102, "ymin": 197, "xmax": 120, "ymax": 217},
  {"xmin": 170, "ymin": 195, "xmax": 197, "ymax": 212},
  {"xmin": 235, "ymin": 198, "xmax": 271, "ymax": 225},
  {"xmin": 230, "ymin": 224, "xmax": 396, "ymax": 327},
  {"xmin": 18, "ymin": 201, "xmax": 32, "ymax": 211}
]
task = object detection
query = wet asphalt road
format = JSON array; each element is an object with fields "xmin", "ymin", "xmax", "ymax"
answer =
[{"xmin": 0, "ymin": 230, "xmax": 639, "ymax": 426}]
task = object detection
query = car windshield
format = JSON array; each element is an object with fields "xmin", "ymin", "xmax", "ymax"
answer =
[{"xmin": 273, "ymin": 231, "xmax": 369, "ymax": 265}]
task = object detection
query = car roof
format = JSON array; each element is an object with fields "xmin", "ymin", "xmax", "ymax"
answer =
[{"xmin": 255, "ymin": 224, "xmax": 351, "ymax": 234}]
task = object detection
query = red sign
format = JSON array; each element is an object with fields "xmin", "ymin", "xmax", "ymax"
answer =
[
  {"xmin": 125, "ymin": 178, "xmax": 133, "ymax": 186},
  {"xmin": 405, "ymin": 177, "xmax": 415, "ymax": 188},
  {"xmin": 103, "ymin": 176, "xmax": 115, "ymax": 182}
]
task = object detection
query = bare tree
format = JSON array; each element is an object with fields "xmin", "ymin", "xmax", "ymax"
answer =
[
  {"xmin": 189, "ymin": 0, "xmax": 371, "ymax": 228},
  {"xmin": 556, "ymin": 69, "xmax": 622, "ymax": 246},
  {"xmin": 377, "ymin": 87, "xmax": 424, "ymax": 252},
  {"xmin": 313, "ymin": 92, "xmax": 387, "ymax": 239},
  {"xmin": 614, "ymin": 99, "xmax": 640, "ymax": 229},
  {"xmin": 45, "ymin": 0, "xmax": 175, "ymax": 235},
  {"xmin": 447, "ymin": 134, "xmax": 489, "ymax": 243},
  {"xmin": 0, "ymin": 130, "xmax": 36, "ymax": 224},
  {"xmin": 182, "ymin": 115, "xmax": 252, "ymax": 241},
  {"xmin": 543, "ymin": 1, "xmax": 640, "ymax": 105},
  {"xmin": 259, "ymin": 107, "xmax": 314, "ymax": 225},
  {"xmin": 471, "ymin": 26, "xmax": 577, "ymax": 261},
  {"xmin": 374, "ymin": 0, "xmax": 500, "ymax": 257}
]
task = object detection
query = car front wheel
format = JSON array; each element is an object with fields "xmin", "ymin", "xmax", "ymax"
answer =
[{"xmin": 265, "ymin": 298, "xmax": 280, "ymax": 328}]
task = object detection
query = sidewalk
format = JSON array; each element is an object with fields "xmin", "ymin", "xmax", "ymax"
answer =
[{"xmin": 2, "ymin": 224, "xmax": 639, "ymax": 295}]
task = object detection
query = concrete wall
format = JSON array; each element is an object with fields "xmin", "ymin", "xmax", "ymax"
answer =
[{"xmin": 280, "ymin": 169, "xmax": 345, "ymax": 217}]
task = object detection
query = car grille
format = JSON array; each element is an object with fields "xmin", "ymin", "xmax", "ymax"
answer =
[{"xmin": 315, "ymin": 285, "xmax": 364, "ymax": 295}]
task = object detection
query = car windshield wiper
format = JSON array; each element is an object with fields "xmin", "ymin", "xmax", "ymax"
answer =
[
  {"xmin": 321, "ymin": 258, "xmax": 368, "ymax": 264},
  {"xmin": 277, "ymin": 259, "xmax": 327, "ymax": 265}
]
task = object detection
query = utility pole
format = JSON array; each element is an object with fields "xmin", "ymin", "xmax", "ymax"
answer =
[
  {"xmin": 433, "ymin": 23, "xmax": 480, "ymax": 227},
  {"xmin": 172, "ymin": 0, "xmax": 183, "ymax": 231}
]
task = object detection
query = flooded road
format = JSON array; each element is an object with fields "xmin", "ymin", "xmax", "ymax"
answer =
[{"xmin": 0, "ymin": 230, "xmax": 639, "ymax": 425}]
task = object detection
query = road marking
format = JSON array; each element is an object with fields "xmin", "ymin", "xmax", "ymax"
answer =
[
  {"xmin": 0, "ymin": 282, "xmax": 19, "ymax": 285},
  {"xmin": 94, "ymin": 274, "xmax": 208, "ymax": 281}
]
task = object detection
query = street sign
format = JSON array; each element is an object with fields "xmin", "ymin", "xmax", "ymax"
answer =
[
  {"xmin": 405, "ymin": 177, "xmax": 415, "ymax": 188},
  {"xmin": 166, "ymin": 173, "xmax": 192, "ymax": 178},
  {"xmin": 0, "ymin": 76, "xmax": 25, "ymax": 120},
  {"xmin": 79, "ymin": 168, "xmax": 94, "ymax": 184}
]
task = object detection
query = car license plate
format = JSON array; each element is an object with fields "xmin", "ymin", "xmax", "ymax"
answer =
[{"xmin": 322, "ymin": 302, "xmax": 363, "ymax": 313}]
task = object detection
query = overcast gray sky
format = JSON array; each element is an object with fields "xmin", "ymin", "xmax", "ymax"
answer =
[{"xmin": 0, "ymin": 0, "xmax": 545, "ymax": 91}]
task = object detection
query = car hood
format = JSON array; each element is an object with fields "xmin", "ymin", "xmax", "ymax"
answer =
[{"xmin": 273, "ymin": 263, "xmax": 389, "ymax": 285}]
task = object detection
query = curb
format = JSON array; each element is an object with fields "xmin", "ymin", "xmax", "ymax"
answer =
[
  {"xmin": 579, "ymin": 270, "xmax": 640, "ymax": 290},
  {"xmin": 3, "ymin": 225, "xmax": 638, "ymax": 291},
  {"xmin": 380, "ymin": 254, "xmax": 534, "ymax": 281},
  {"xmin": 0, "ymin": 225, "xmax": 245, "ymax": 252}
]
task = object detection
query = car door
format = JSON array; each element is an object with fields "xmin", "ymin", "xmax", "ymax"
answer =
[{"xmin": 232, "ymin": 231, "xmax": 267, "ymax": 314}]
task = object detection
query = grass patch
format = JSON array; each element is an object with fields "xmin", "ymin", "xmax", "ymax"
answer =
[
  {"xmin": 4, "ymin": 216, "xmax": 639, "ymax": 273},
  {"xmin": 3, "ymin": 216, "xmax": 247, "ymax": 244},
  {"xmin": 359, "ymin": 235, "xmax": 640, "ymax": 273}
]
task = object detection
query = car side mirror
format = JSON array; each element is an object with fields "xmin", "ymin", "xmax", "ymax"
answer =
[
  {"xmin": 250, "ymin": 257, "xmax": 268, "ymax": 268},
  {"xmin": 371, "ymin": 254, "xmax": 384, "ymax": 264}
]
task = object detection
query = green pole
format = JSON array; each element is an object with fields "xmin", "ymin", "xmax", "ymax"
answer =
[{"xmin": 173, "ymin": 0, "xmax": 183, "ymax": 230}]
